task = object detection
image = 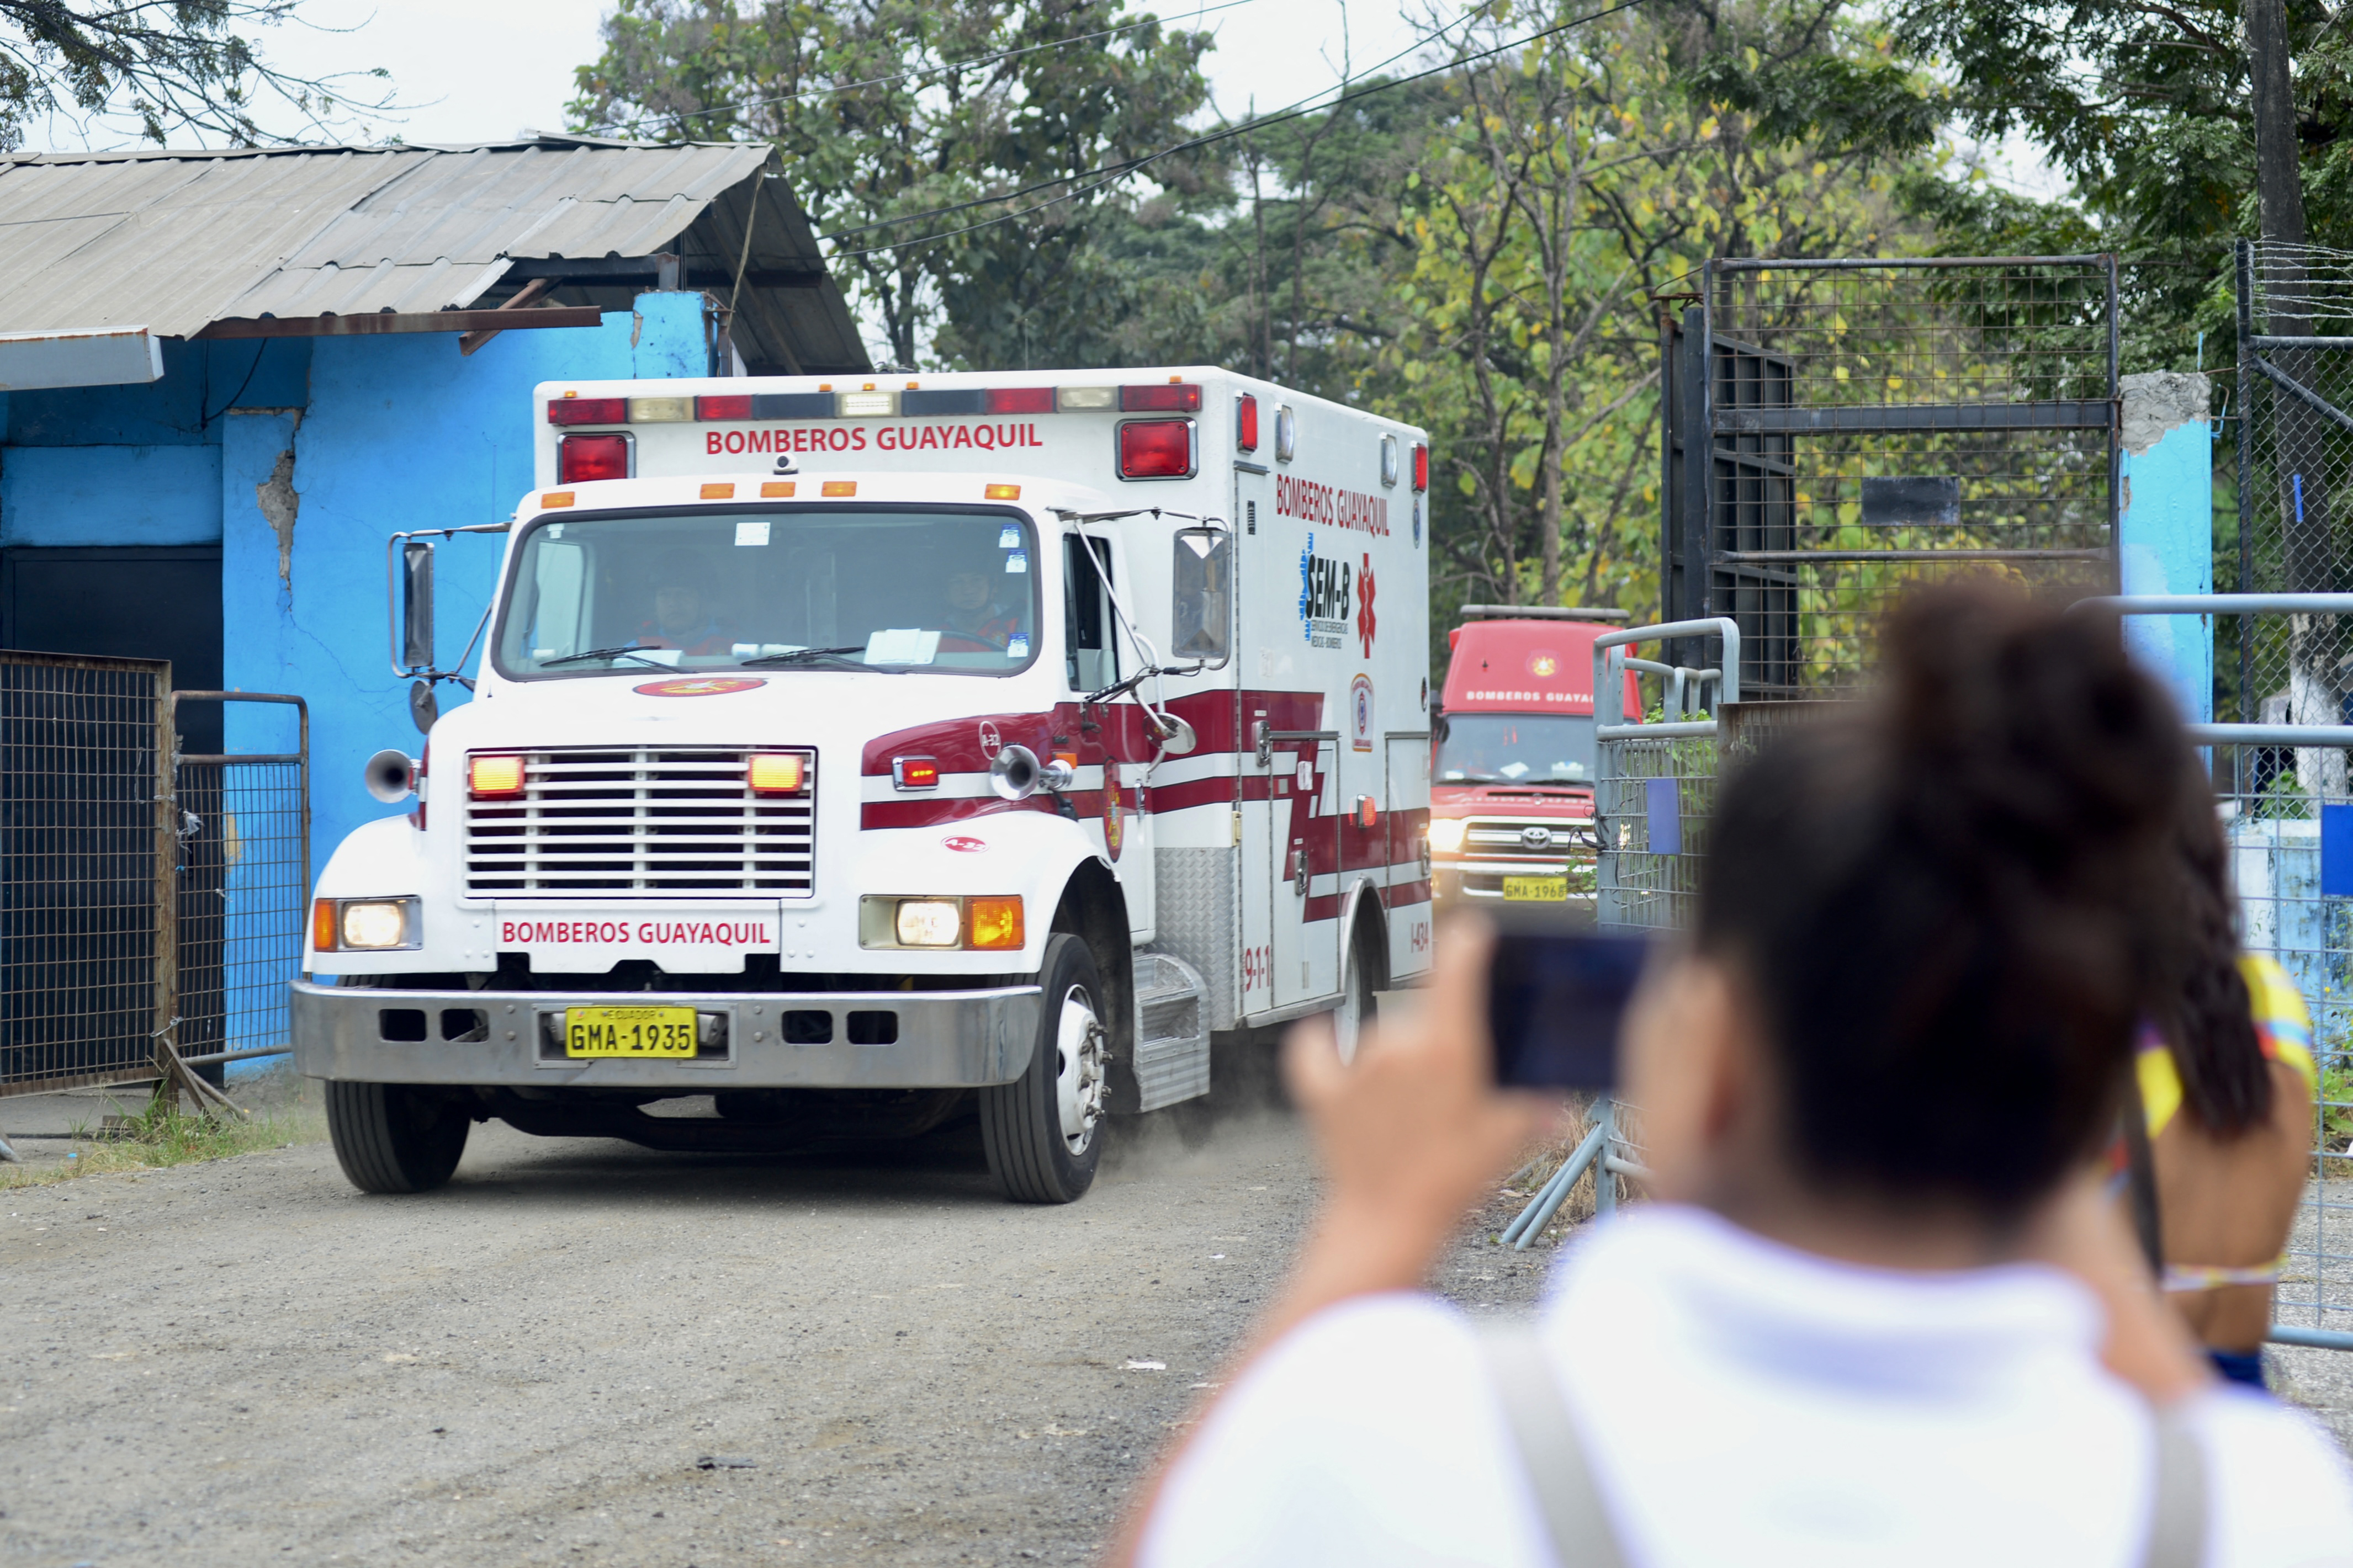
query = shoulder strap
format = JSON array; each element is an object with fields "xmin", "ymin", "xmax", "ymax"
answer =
[
  {"xmin": 1476, "ymin": 1322, "xmax": 1628, "ymax": 1568},
  {"xmin": 2142, "ymin": 1404, "xmax": 2209, "ymax": 1568}
]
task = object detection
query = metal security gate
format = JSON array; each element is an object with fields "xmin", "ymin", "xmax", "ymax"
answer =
[
  {"xmin": 1, "ymin": 655, "xmax": 307, "ymax": 1101},
  {"xmin": 167, "ymin": 692, "xmax": 310, "ymax": 1082},
  {"xmin": 0, "ymin": 652, "xmax": 176, "ymax": 1096},
  {"xmin": 1663, "ymin": 256, "xmax": 2119, "ymax": 693}
]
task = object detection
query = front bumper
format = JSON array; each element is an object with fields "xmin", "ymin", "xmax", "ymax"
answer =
[{"xmin": 290, "ymin": 979, "xmax": 1039, "ymax": 1088}]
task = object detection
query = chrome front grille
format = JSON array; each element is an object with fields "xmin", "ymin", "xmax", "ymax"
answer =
[
  {"xmin": 1460, "ymin": 817, "xmax": 1596, "ymax": 862},
  {"xmin": 464, "ymin": 748, "xmax": 813, "ymax": 896}
]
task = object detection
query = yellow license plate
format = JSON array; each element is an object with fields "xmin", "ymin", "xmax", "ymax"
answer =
[
  {"xmin": 564, "ymin": 1005, "xmax": 698, "ymax": 1058},
  {"xmin": 1501, "ymin": 875, "xmax": 1568, "ymax": 902}
]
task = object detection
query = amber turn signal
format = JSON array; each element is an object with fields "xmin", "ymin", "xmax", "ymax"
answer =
[
  {"xmin": 967, "ymin": 896, "xmax": 1025, "ymax": 950},
  {"xmin": 468, "ymin": 754, "xmax": 526, "ymax": 799},
  {"xmin": 748, "ymin": 752, "xmax": 806, "ymax": 794}
]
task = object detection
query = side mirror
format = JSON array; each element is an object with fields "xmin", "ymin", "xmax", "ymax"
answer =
[
  {"xmin": 1170, "ymin": 527, "xmax": 1230, "ymax": 665},
  {"xmin": 401, "ymin": 539, "xmax": 435, "ymax": 673},
  {"xmin": 1152, "ymin": 711, "xmax": 1197, "ymax": 756}
]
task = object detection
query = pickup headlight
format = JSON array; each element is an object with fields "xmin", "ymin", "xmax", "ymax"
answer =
[
  {"xmin": 312, "ymin": 896, "xmax": 421, "ymax": 952},
  {"xmin": 1427, "ymin": 818, "xmax": 1468, "ymax": 854}
]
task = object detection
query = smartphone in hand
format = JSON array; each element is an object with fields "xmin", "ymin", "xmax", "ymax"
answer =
[{"xmin": 1486, "ymin": 926, "xmax": 1651, "ymax": 1089}]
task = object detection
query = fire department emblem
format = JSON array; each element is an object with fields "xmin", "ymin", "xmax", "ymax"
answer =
[
  {"xmin": 978, "ymin": 720, "xmax": 1002, "ymax": 753},
  {"xmin": 1103, "ymin": 774, "xmax": 1124, "ymax": 860},
  {"xmin": 632, "ymin": 676, "xmax": 766, "ymax": 698},
  {"xmin": 1355, "ymin": 554, "xmax": 1378, "ymax": 658},
  {"xmin": 1529, "ymin": 653, "xmax": 1557, "ymax": 678}
]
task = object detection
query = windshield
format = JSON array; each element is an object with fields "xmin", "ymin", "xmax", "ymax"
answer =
[
  {"xmin": 1434, "ymin": 713, "xmax": 1597, "ymax": 784},
  {"xmin": 494, "ymin": 507, "xmax": 1040, "ymax": 678}
]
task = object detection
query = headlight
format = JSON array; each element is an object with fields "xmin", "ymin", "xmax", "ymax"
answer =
[
  {"xmin": 894, "ymin": 899, "xmax": 963, "ymax": 948},
  {"xmin": 858, "ymin": 895, "xmax": 1026, "ymax": 950},
  {"xmin": 1427, "ymin": 818, "xmax": 1468, "ymax": 854},
  {"xmin": 314, "ymin": 896, "xmax": 420, "ymax": 952}
]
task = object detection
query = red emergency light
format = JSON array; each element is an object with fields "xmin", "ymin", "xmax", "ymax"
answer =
[
  {"xmin": 558, "ymin": 434, "xmax": 631, "ymax": 483},
  {"xmin": 547, "ymin": 397, "xmax": 628, "ymax": 426},
  {"xmin": 1412, "ymin": 443, "xmax": 1429, "ymax": 492},
  {"xmin": 695, "ymin": 394, "xmax": 754, "ymax": 421},
  {"xmin": 1119, "ymin": 420, "xmax": 1194, "ymax": 480},
  {"xmin": 1236, "ymin": 394, "xmax": 1259, "ymax": 453},
  {"xmin": 1120, "ymin": 382, "xmax": 1202, "ymax": 413},
  {"xmin": 985, "ymin": 387, "xmax": 1057, "ymax": 414},
  {"xmin": 892, "ymin": 756, "xmax": 940, "ymax": 790}
]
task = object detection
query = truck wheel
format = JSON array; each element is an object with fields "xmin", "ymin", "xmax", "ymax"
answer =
[
  {"xmin": 325, "ymin": 1082, "xmax": 470, "ymax": 1194},
  {"xmin": 1333, "ymin": 905, "xmax": 1385, "ymax": 1064},
  {"xmin": 981, "ymin": 933, "xmax": 1108, "ymax": 1204}
]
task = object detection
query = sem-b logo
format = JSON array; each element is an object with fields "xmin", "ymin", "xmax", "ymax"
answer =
[{"xmin": 1297, "ymin": 531, "xmax": 1352, "ymax": 651}]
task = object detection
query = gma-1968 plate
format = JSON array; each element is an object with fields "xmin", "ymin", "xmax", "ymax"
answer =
[
  {"xmin": 564, "ymin": 1004, "xmax": 697, "ymax": 1058},
  {"xmin": 1501, "ymin": 875, "xmax": 1569, "ymax": 902}
]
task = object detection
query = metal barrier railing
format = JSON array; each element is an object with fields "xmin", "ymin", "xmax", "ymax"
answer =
[{"xmin": 1592, "ymin": 619, "xmax": 1736, "ymax": 932}]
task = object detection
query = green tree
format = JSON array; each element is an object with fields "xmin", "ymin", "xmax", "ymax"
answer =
[
  {"xmin": 0, "ymin": 0, "xmax": 393, "ymax": 148},
  {"xmin": 569, "ymin": 0, "xmax": 1215, "ymax": 369}
]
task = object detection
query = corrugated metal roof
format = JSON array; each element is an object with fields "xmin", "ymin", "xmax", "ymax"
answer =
[{"xmin": 0, "ymin": 136, "xmax": 867, "ymax": 373}]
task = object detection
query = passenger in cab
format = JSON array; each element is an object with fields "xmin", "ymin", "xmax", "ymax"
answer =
[{"xmin": 939, "ymin": 552, "xmax": 1022, "ymax": 652}]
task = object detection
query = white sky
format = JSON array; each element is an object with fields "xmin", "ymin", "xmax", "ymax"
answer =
[
  {"xmin": 24, "ymin": 0, "xmax": 2068, "ymax": 210},
  {"xmin": 25, "ymin": 0, "xmax": 1437, "ymax": 152}
]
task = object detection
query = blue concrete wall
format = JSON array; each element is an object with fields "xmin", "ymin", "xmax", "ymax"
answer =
[
  {"xmin": 218, "ymin": 290, "xmax": 713, "ymax": 884},
  {"xmin": 2117, "ymin": 370, "xmax": 2215, "ymax": 725}
]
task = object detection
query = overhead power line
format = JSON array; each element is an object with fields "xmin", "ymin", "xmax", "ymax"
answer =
[
  {"xmin": 818, "ymin": 0, "xmax": 1653, "ymax": 261},
  {"xmin": 581, "ymin": 0, "xmax": 1263, "ymax": 136}
]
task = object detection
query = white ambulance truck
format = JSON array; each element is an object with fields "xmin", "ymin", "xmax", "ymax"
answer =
[{"xmin": 293, "ymin": 368, "xmax": 1433, "ymax": 1203}]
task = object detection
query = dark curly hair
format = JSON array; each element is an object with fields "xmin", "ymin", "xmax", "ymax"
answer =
[
  {"xmin": 1696, "ymin": 583, "xmax": 2197, "ymax": 1218},
  {"xmin": 2148, "ymin": 766, "xmax": 2270, "ymax": 1136}
]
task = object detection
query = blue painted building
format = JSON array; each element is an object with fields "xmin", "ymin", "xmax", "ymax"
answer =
[{"xmin": 0, "ymin": 137, "xmax": 869, "ymax": 881}]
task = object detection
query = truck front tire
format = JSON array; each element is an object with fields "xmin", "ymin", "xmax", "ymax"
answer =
[
  {"xmin": 325, "ymin": 1081, "xmax": 470, "ymax": 1194},
  {"xmin": 981, "ymin": 933, "xmax": 1107, "ymax": 1204}
]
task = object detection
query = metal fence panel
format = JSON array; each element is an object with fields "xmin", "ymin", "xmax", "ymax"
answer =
[
  {"xmin": 167, "ymin": 692, "xmax": 309, "ymax": 1075},
  {"xmin": 0, "ymin": 651, "xmax": 174, "ymax": 1096},
  {"xmin": 1669, "ymin": 257, "xmax": 2118, "ymax": 698}
]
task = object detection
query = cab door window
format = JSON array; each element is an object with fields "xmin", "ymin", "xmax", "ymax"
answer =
[{"xmin": 1064, "ymin": 534, "xmax": 1120, "ymax": 692}]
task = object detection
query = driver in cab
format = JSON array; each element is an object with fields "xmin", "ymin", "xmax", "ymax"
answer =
[{"xmin": 637, "ymin": 556, "xmax": 735, "ymax": 657}]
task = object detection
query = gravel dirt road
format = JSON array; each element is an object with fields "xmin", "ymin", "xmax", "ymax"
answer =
[
  {"xmin": 1, "ymin": 1081, "xmax": 1335, "ymax": 1568},
  {"xmin": 5, "ymin": 1077, "xmax": 2344, "ymax": 1568}
]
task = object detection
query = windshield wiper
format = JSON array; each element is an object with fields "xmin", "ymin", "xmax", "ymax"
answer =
[
  {"xmin": 740, "ymin": 645, "xmax": 898, "ymax": 672},
  {"xmin": 539, "ymin": 644, "xmax": 676, "ymax": 669}
]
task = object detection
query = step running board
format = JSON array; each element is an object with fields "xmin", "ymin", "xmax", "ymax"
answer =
[{"xmin": 1132, "ymin": 950, "xmax": 1211, "ymax": 1112}]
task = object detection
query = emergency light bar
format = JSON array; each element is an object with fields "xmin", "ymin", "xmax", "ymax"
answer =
[{"xmin": 547, "ymin": 383, "xmax": 1202, "ymax": 426}]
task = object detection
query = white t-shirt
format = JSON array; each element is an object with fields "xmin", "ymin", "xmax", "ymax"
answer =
[{"xmin": 1141, "ymin": 1205, "xmax": 2353, "ymax": 1567}]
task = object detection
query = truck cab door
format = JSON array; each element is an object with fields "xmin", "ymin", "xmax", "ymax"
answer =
[{"xmin": 1063, "ymin": 530, "xmax": 1154, "ymax": 937}]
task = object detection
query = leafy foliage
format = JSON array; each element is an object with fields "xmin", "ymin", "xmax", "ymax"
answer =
[
  {"xmin": 0, "ymin": 0, "xmax": 392, "ymax": 148},
  {"xmin": 570, "ymin": 0, "xmax": 1216, "ymax": 369}
]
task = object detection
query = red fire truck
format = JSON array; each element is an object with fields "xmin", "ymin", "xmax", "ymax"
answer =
[{"xmin": 1427, "ymin": 607, "xmax": 1630, "ymax": 909}]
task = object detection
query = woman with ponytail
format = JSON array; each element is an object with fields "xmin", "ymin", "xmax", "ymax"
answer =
[
  {"xmin": 1117, "ymin": 584, "xmax": 2353, "ymax": 1568},
  {"xmin": 2129, "ymin": 776, "xmax": 2320, "ymax": 1388}
]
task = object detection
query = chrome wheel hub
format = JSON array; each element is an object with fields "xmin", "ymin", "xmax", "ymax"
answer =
[{"xmin": 1053, "ymin": 984, "xmax": 1109, "ymax": 1155}]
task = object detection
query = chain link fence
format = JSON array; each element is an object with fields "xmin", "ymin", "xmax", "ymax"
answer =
[{"xmin": 1, "ymin": 660, "xmax": 308, "ymax": 1102}]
